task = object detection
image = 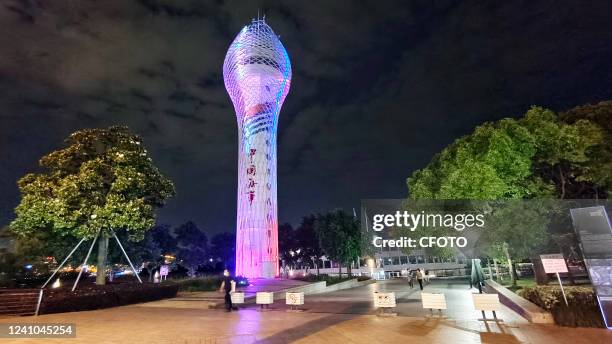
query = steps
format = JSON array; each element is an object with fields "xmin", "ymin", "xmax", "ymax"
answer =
[{"xmin": 0, "ymin": 289, "xmax": 41, "ymax": 316}]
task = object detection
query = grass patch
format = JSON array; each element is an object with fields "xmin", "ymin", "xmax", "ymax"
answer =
[{"xmin": 499, "ymin": 277, "xmax": 536, "ymax": 293}]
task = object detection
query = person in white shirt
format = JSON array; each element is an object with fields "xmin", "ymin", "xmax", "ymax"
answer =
[{"xmin": 416, "ymin": 268, "xmax": 424, "ymax": 290}]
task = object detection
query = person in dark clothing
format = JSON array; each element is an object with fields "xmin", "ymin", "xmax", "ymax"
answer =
[
  {"xmin": 219, "ymin": 269, "xmax": 234, "ymax": 312},
  {"xmin": 407, "ymin": 270, "xmax": 414, "ymax": 288}
]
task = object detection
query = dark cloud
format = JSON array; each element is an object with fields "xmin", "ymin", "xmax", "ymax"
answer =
[{"xmin": 1, "ymin": 0, "xmax": 612, "ymax": 232}]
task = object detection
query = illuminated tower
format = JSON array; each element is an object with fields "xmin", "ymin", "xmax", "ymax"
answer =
[{"xmin": 223, "ymin": 19, "xmax": 291, "ymax": 278}]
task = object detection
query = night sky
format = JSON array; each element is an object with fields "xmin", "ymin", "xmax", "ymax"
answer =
[{"xmin": 1, "ymin": 1, "xmax": 611, "ymax": 233}]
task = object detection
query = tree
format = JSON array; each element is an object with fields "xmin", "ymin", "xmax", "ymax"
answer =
[
  {"xmin": 524, "ymin": 107, "xmax": 604, "ymax": 199},
  {"xmin": 558, "ymin": 101, "xmax": 612, "ymax": 197},
  {"xmin": 406, "ymin": 105, "xmax": 605, "ymax": 286},
  {"xmin": 479, "ymin": 200, "xmax": 552, "ymax": 286},
  {"xmin": 10, "ymin": 126, "xmax": 175, "ymax": 285},
  {"xmin": 408, "ymin": 106, "xmax": 604, "ymax": 200},
  {"xmin": 210, "ymin": 232, "xmax": 235, "ymax": 271},
  {"xmin": 149, "ymin": 224, "xmax": 177, "ymax": 256},
  {"xmin": 115, "ymin": 229, "xmax": 162, "ymax": 282},
  {"xmin": 314, "ymin": 210, "xmax": 361, "ymax": 277},
  {"xmin": 278, "ymin": 223, "xmax": 298, "ymax": 270},
  {"xmin": 295, "ymin": 215, "xmax": 324, "ymax": 274},
  {"xmin": 175, "ymin": 221, "xmax": 208, "ymax": 277}
]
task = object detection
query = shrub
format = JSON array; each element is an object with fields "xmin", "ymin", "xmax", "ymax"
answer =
[
  {"xmin": 172, "ymin": 276, "xmax": 222, "ymax": 292},
  {"xmin": 40, "ymin": 282, "xmax": 178, "ymax": 314},
  {"xmin": 520, "ymin": 285, "xmax": 604, "ymax": 327},
  {"xmin": 170, "ymin": 275, "xmax": 249, "ymax": 292},
  {"xmin": 294, "ymin": 274, "xmax": 357, "ymax": 286}
]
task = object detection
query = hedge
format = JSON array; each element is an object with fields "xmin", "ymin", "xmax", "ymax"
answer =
[
  {"xmin": 519, "ymin": 285, "xmax": 604, "ymax": 327},
  {"xmin": 170, "ymin": 276, "xmax": 249, "ymax": 292},
  {"xmin": 171, "ymin": 276, "xmax": 223, "ymax": 292},
  {"xmin": 40, "ymin": 282, "xmax": 178, "ymax": 314},
  {"xmin": 295, "ymin": 274, "xmax": 370, "ymax": 285}
]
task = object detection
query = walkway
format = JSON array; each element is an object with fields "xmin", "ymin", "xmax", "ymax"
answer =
[{"xmin": 0, "ymin": 279, "xmax": 610, "ymax": 343}]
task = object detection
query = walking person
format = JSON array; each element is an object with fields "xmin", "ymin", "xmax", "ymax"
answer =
[
  {"xmin": 416, "ymin": 268, "xmax": 424, "ymax": 290},
  {"xmin": 407, "ymin": 270, "xmax": 414, "ymax": 288},
  {"xmin": 219, "ymin": 269, "xmax": 234, "ymax": 312}
]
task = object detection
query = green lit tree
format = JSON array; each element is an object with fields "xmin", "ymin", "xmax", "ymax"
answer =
[
  {"xmin": 558, "ymin": 101, "xmax": 612, "ymax": 198},
  {"xmin": 406, "ymin": 105, "xmax": 604, "ymax": 285},
  {"xmin": 10, "ymin": 126, "xmax": 175, "ymax": 285},
  {"xmin": 480, "ymin": 200, "xmax": 552, "ymax": 286},
  {"xmin": 314, "ymin": 210, "xmax": 360, "ymax": 277}
]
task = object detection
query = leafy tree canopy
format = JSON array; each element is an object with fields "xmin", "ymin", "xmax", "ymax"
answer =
[
  {"xmin": 314, "ymin": 209, "xmax": 361, "ymax": 273},
  {"xmin": 408, "ymin": 106, "xmax": 604, "ymax": 199},
  {"xmin": 559, "ymin": 101, "xmax": 612, "ymax": 194},
  {"xmin": 175, "ymin": 221, "xmax": 208, "ymax": 276},
  {"xmin": 10, "ymin": 126, "xmax": 175, "ymax": 241}
]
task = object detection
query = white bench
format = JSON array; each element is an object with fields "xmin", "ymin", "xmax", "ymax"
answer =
[
  {"xmin": 421, "ymin": 293, "xmax": 447, "ymax": 316},
  {"xmin": 472, "ymin": 293, "xmax": 502, "ymax": 321}
]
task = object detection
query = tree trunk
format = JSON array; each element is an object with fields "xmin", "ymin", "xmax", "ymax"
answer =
[
  {"xmin": 494, "ymin": 259, "xmax": 501, "ymax": 281},
  {"xmin": 338, "ymin": 263, "xmax": 342, "ymax": 278},
  {"xmin": 96, "ymin": 235, "xmax": 109, "ymax": 285},
  {"xmin": 347, "ymin": 262, "xmax": 352, "ymax": 278},
  {"xmin": 513, "ymin": 263, "xmax": 520, "ymax": 281},
  {"xmin": 502, "ymin": 242, "xmax": 516, "ymax": 286},
  {"xmin": 558, "ymin": 165, "xmax": 566, "ymax": 199}
]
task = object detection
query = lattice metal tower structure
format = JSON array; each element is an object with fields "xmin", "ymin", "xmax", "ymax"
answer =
[{"xmin": 223, "ymin": 18, "xmax": 291, "ymax": 278}]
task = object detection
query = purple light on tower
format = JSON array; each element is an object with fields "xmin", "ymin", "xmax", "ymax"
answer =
[{"xmin": 223, "ymin": 19, "xmax": 291, "ymax": 278}]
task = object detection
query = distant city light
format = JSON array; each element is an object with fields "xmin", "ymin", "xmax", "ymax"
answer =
[{"xmin": 51, "ymin": 278, "xmax": 61, "ymax": 289}]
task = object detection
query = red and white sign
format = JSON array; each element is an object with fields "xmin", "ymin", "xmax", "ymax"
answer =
[{"xmin": 540, "ymin": 254, "xmax": 568, "ymax": 273}]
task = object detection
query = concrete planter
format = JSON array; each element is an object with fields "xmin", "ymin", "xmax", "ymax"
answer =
[{"xmin": 484, "ymin": 279, "xmax": 554, "ymax": 324}]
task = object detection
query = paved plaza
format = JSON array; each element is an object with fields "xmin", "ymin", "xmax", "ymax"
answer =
[{"xmin": 1, "ymin": 279, "xmax": 611, "ymax": 343}]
